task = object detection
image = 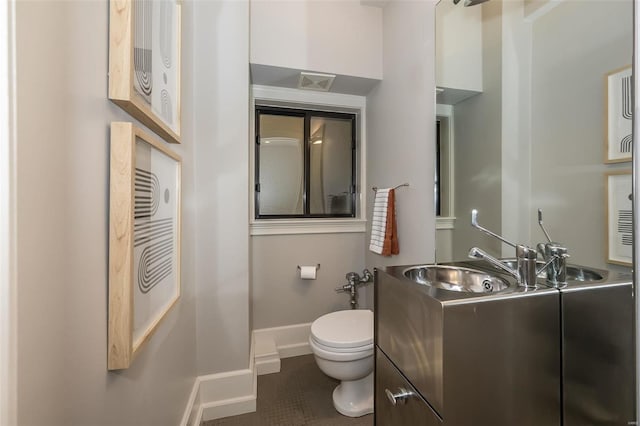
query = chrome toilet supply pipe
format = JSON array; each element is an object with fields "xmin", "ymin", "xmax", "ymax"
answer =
[{"xmin": 336, "ymin": 269, "xmax": 373, "ymax": 309}]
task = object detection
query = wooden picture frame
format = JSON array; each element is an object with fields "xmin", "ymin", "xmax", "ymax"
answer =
[
  {"xmin": 109, "ymin": 0, "xmax": 182, "ymax": 144},
  {"xmin": 605, "ymin": 65, "xmax": 632, "ymax": 163},
  {"xmin": 108, "ymin": 122, "xmax": 182, "ymax": 370},
  {"xmin": 605, "ymin": 170, "xmax": 632, "ymax": 266}
]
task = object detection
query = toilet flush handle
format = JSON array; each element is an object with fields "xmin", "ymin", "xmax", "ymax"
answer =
[
  {"xmin": 334, "ymin": 284, "xmax": 351, "ymax": 293},
  {"xmin": 385, "ymin": 387, "xmax": 415, "ymax": 406}
]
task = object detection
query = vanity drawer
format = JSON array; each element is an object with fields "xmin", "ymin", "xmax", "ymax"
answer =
[{"xmin": 375, "ymin": 347, "xmax": 442, "ymax": 426}]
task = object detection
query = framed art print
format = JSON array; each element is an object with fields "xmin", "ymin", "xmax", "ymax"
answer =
[
  {"xmin": 109, "ymin": 0, "xmax": 182, "ymax": 144},
  {"xmin": 605, "ymin": 65, "xmax": 632, "ymax": 163},
  {"xmin": 606, "ymin": 170, "xmax": 632, "ymax": 266},
  {"xmin": 108, "ymin": 122, "xmax": 182, "ymax": 370}
]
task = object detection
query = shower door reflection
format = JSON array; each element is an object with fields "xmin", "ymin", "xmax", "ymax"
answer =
[{"xmin": 255, "ymin": 107, "xmax": 356, "ymax": 218}]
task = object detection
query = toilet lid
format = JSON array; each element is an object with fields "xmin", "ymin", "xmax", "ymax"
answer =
[{"xmin": 311, "ymin": 309, "xmax": 373, "ymax": 349}]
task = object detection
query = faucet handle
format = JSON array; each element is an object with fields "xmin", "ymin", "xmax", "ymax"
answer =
[
  {"xmin": 335, "ymin": 284, "xmax": 350, "ymax": 293},
  {"xmin": 539, "ymin": 241, "xmax": 569, "ymax": 259},
  {"xmin": 537, "ymin": 209, "xmax": 553, "ymax": 243},
  {"xmin": 471, "ymin": 209, "xmax": 517, "ymax": 248}
]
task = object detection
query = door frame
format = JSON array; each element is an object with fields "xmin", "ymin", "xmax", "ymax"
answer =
[
  {"xmin": 0, "ymin": 0, "xmax": 17, "ymax": 424},
  {"xmin": 633, "ymin": 0, "xmax": 639, "ymax": 422}
]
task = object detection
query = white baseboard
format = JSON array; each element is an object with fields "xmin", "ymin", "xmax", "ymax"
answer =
[
  {"xmin": 254, "ymin": 334, "xmax": 280, "ymax": 375},
  {"xmin": 253, "ymin": 322, "xmax": 312, "ymax": 375},
  {"xmin": 180, "ymin": 336, "xmax": 257, "ymax": 425},
  {"xmin": 179, "ymin": 379, "xmax": 201, "ymax": 426},
  {"xmin": 180, "ymin": 322, "xmax": 313, "ymax": 424}
]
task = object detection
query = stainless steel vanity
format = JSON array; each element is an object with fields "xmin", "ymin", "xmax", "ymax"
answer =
[
  {"xmin": 374, "ymin": 262, "xmax": 635, "ymax": 426},
  {"xmin": 558, "ymin": 266, "xmax": 635, "ymax": 426},
  {"xmin": 474, "ymin": 260, "xmax": 636, "ymax": 425}
]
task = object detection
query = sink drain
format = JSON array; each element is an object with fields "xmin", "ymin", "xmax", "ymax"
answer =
[{"xmin": 483, "ymin": 280, "xmax": 494, "ymax": 292}]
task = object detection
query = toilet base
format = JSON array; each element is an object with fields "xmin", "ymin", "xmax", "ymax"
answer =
[{"xmin": 332, "ymin": 371, "xmax": 374, "ymax": 417}]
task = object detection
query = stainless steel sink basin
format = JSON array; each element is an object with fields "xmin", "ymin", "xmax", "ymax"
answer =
[
  {"xmin": 403, "ymin": 265, "xmax": 510, "ymax": 293},
  {"xmin": 500, "ymin": 260, "xmax": 604, "ymax": 282}
]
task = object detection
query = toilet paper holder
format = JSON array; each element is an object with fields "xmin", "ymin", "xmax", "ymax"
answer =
[{"xmin": 297, "ymin": 264, "xmax": 320, "ymax": 270}]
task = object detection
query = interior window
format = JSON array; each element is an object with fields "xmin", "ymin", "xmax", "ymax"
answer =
[
  {"xmin": 255, "ymin": 106, "xmax": 356, "ymax": 219},
  {"xmin": 436, "ymin": 115, "xmax": 452, "ymax": 217}
]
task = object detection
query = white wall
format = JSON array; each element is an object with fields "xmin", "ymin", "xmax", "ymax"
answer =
[
  {"xmin": 250, "ymin": 0, "xmax": 383, "ymax": 80},
  {"xmin": 501, "ymin": 0, "xmax": 532, "ymax": 255},
  {"xmin": 436, "ymin": 228, "xmax": 454, "ymax": 261},
  {"xmin": 251, "ymin": 233, "xmax": 365, "ymax": 328},
  {"xmin": 435, "ymin": 0, "xmax": 483, "ymax": 92},
  {"xmin": 365, "ymin": 0, "xmax": 436, "ymax": 291},
  {"xmin": 529, "ymin": 0, "xmax": 632, "ymax": 271},
  {"xmin": 450, "ymin": 0, "xmax": 503, "ymax": 261},
  {"xmin": 249, "ymin": 1, "xmax": 374, "ymax": 326},
  {"xmin": 192, "ymin": 0, "xmax": 251, "ymax": 375},
  {"xmin": 13, "ymin": 1, "xmax": 198, "ymax": 424},
  {"xmin": 250, "ymin": 1, "xmax": 437, "ymax": 317}
]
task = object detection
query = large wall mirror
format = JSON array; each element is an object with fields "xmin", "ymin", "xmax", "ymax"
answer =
[{"xmin": 434, "ymin": 0, "xmax": 633, "ymax": 275}]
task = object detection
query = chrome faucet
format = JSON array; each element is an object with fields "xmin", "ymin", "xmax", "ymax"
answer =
[
  {"xmin": 336, "ymin": 269, "xmax": 373, "ymax": 309},
  {"xmin": 468, "ymin": 209, "xmax": 555, "ymax": 288},
  {"xmin": 468, "ymin": 245, "xmax": 538, "ymax": 287},
  {"xmin": 536, "ymin": 209, "xmax": 569, "ymax": 288}
]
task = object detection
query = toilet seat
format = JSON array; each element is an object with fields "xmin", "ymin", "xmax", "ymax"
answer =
[
  {"xmin": 310, "ymin": 335, "xmax": 373, "ymax": 354},
  {"xmin": 309, "ymin": 336, "xmax": 373, "ymax": 362},
  {"xmin": 310, "ymin": 309, "xmax": 373, "ymax": 349}
]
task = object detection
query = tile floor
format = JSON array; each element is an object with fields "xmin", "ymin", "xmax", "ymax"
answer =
[{"xmin": 203, "ymin": 355, "xmax": 373, "ymax": 426}]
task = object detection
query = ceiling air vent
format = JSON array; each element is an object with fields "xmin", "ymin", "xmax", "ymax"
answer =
[{"xmin": 298, "ymin": 72, "xmax": 336, "ymax": 92}]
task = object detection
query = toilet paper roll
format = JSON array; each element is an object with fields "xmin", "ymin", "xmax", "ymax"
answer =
[{"xmin": 299, "ymin": 265, "xmax": 317, "ymax": 280}]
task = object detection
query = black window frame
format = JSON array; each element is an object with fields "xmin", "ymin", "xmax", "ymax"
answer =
[
  {"xmin": 255, "ymin": 105, "xmax": 357, "ymax": 219},
  {"xmin": 436, "ymin": 119, "xmax": 442, "ymax": 217}
]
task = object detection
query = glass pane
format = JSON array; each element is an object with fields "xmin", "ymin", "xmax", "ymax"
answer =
[
  {"xmin": 258, "ymin": 114, "xmax": 304, "ymax": 215},
  {"xmin": 309, "ymin": 116, "xmax": 353, "ymax": 215}
]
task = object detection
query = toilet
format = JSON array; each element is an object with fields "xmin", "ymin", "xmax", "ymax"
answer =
[{"xmin": 309, "ymin": 309, "xmax": 374, "ymax": 417}]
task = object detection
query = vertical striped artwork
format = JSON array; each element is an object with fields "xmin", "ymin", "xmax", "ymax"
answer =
[
  {"xmin": 132, "ymin": 136, "xmax": 180, "ymax": 345},
  {"xmin": 607, "ymin": 171, "xmax": 632, "ymax": 266},
  {"xmin": 109, "ymin": 0, "xmax": 182, "ymax": 144},
  {"xmin": 132, "ymin": 0, "xmax": 179, "ymax": 133},
  {"xmin": 606, "ymin": 66, "xmax": 632, "ymax": 162},
  {"xmin": 108, "ymin": 123, "xmax": 181, "ymax": 370},
  {"xmin": 134, "ymin": 169, "xmax": 174, "ymax": 294}
]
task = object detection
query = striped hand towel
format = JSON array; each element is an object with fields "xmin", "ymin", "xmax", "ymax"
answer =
[
  {"xmin": 369, "ymin": 189, "xmax": 389, "ymax": 254},
  {"xmin": 369, "ymin": 189, "xmax": 399, "ymax": 256}
]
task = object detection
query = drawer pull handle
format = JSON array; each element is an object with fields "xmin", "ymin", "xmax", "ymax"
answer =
[{"xmin": 385, "ymin": 387, "xmax": 415, "ymax": 405}]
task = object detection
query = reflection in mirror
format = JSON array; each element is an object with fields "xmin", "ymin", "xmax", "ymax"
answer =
[
  {"xmin": 257, "ymin": 113, "xmax": 304, "ymax": 216},
  {"xmin": 436, "ymin": 112, "xmax": 453, "ymax": 218},
  {"xmin": 310, "ymin": 116, "xmax": 355, "ymax": 215},
  {"xmin": 434, "ymin": 0, "xmax": 633, "ymax": 275},
  {"xmin": 434, "ymin": 3, "xmax": 635, "ymax": 424},
  {"xmin": 255, "ymin": 107, "xmax": 356, "ymax": 218}
]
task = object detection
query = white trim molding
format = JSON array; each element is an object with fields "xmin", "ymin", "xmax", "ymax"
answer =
[
  {"xmin": 0, "ymin": 1, "xmax": 17, "ymax": 425},
  {"xmin": 180, "ymin": 337, "xmax": 258, "ymax": 425},
  {"xmin": 180, "ymin": 323, "xmax": 314, "ymax": 425},
  {"xmin": 249, "ymin": 85, "xmax": 368, "ymax": 236},
  {"xmin": 250, "ymin": 218, "xmax": 366, "ymax": 236},
  {"xmin": 180, "ymin": 380, "xmax": 201, "ymax": 426},
  {"xmin": 436, "ymin": 216, "xmax": 456, "ymax": 230},
  {"xmin": 436, "ymin": 104, "xmax": 455, "ymax": 220},
  {"xmin": 252, "ymin": 85, "xmax": 367, "ymax": 111},
  {"xmin": 253, "ymin": 322, "xmax": 313, "ymax": 375}
]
